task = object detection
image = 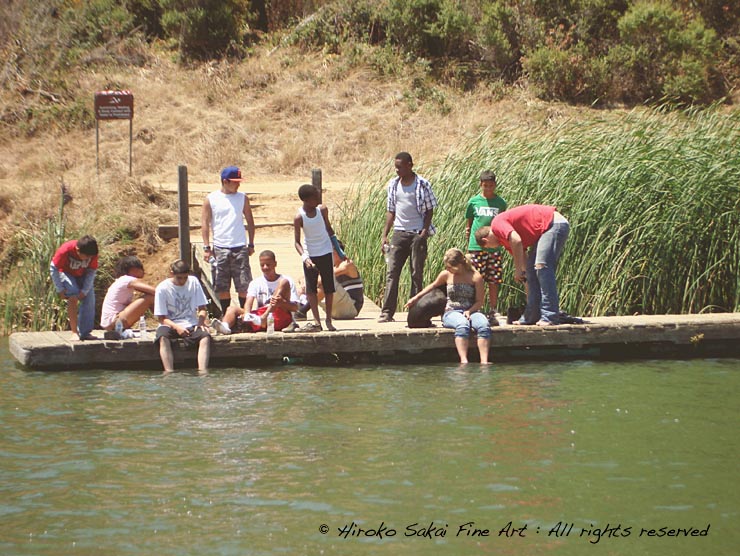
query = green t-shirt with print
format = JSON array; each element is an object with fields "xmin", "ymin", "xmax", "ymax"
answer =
[{"xmin": 466, "ymin": 193, "xmax": 507, "ymax": 252}]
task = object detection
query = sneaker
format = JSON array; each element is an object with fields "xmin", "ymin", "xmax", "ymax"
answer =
[
  {"xmin": 296, "ymin": 322, "xmax": 323, "ymax": 333},
  {"xmin": 211, "ymin": 318, "xmax": 231, "ymax": 335},
  {"xmin": 121, "ymin": 329, "xmax": 135, "ymax": 339},
  {"xmin": 282, "ymin": 322, "xmax": 299, "ymax": 333},
  {"xmin": 377, "ymin": 314, "xmax": 394, "ymax": 323},
  {"xmin": 487, "ymin": 311, "xmax": 500, "ymax": 327}
]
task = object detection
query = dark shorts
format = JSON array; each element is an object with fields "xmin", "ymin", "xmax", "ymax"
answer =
[
  {"xmin": 155, "ymin": 325, "xmax": 211, "ymax": 348},
  {"xmin": 303, "ymin": 252, "xmax": 335, "ymax": 295},
  {"xmin": 212, "ymin": 245, "xmax": 252, "ymax": 294},
  {"xmin": 468, "ymin": 250, "xmax": 503, "ymax": 284}
]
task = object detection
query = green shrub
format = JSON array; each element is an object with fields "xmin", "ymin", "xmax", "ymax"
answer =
[
  {"xmin": 159, "ymin": 0, "xmax": 253, "ymax": 59},
  {"xmin": 612, "ymin": 1, "xmax": 721, "ymax": 104}
]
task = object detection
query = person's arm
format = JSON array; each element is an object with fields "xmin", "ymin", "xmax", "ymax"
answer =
[
  {"xmin": 242, "ymin": 195, "xmax": 256, "ymax": 255},
  {"xmin": 80, "ymin": 269, "xmax": 96, "ymax": 298},
  {"xmin": 157, "ymin": 314, "xmax": 187, "ymax": 336},
  {"xmin": 244, "ymin": 295, "xmax": 256, "ymax": 313},
  {"xmin": 129, "ymin": 279, "xmax": 156, "ymax": 296},
  {"xmin": 195, "ymin": 306, "xmax": 208, "ymax": 329},
  {"xmin": 405, "ymin": 271, "xmax": 448, "ymax": 308},
  {"xmin": 294, "ymin": 212, "xmax": 314, "ymax": 267},
  {"xmin": 381, "ymin": 211, "xmax": 394, "ymax": 250},
  {"xmin": 465, "ymin": 273, "xmax": 486, "ymax": 318},
  {"xmin": 49, "ymin": 262, "xmax": 67, "ymax": 295},
  {"xmin": 201, "ymin": 197, "xmax": 213, "ymax": 262},
  {"xmin": 509, "ymin": 231, "xmax": 527, "ymax": 283},
  {"xmin": 465, "ymin": 217, "xmax": 474, "ymax": 243},
  {"xmin": 420, "ymin": 208, "xmax": 433, "ymax": 238}
]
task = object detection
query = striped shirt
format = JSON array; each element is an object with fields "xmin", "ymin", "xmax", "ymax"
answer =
[{"xmin": 386, "ymin": 174, "xmax": 438, "ymax": 235}]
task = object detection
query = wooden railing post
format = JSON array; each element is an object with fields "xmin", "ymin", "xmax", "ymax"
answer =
[
  {"xmin": 312, "ymin": 168, "xmax": 322, "ymax": 204},
  {"xmin": 178, "ymin": 165, "xmax": 190, "ymax": 265}
]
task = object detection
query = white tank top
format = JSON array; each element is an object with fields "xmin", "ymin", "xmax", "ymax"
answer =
[
  {"xmin": 300, "ymin": 206, "xmax": 333, "ymax": 257},
  {"xmin": 208, "ymin": 190, "xmax": 247, "ymax": 248}
]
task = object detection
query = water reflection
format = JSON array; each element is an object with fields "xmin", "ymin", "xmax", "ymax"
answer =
[{"xmin": 1, "ymin": 337, "xmax": 739, "ymax": 555}]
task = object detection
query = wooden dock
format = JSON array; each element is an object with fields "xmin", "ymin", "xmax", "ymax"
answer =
[{"xmin": 8, "ymin": 312, "xmax": 740, "ymax": 370}]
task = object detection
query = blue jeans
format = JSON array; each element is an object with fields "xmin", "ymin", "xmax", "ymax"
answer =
[
  {"xmin": 522, "ymin": 220, "xmax": 570, "ymax": 325},
  {"xmin": 442, "ymin": 310, "xmax": 491, "ymax": 339},
  {"xmin": 51, "ymin": 271, "xmax": 96, "ymax": 336}
]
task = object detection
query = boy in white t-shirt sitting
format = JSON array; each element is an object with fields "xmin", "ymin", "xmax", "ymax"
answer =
[
  {"xmin": 153, "ymin": 260, "xmax": 211, "ymax": 375},
  {"xmin": 212, "ymin": 250, "xmax": 300, "ymax": 334}
]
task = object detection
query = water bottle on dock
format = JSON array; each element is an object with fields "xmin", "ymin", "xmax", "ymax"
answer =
[
  {"xmin": 266, "ymin": 313, "xmax": 275, "ymax": 335},
  {"xmin": 139, "ymin": 316, "xmax": 148, "ymax": 340}
]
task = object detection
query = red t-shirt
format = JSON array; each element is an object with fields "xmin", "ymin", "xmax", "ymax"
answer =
[
  {"xmin": 490, "ymin": 205, "xmax": 557, "ymax": 252},
  {"xmin": 51, "ymin": 240, "xmax": 99, "ymax": 277}
]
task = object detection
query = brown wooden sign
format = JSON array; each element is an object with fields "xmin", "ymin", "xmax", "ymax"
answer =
[{"xmin": 94, "ymin": 90, "xmax": 134, "ymax": 120}]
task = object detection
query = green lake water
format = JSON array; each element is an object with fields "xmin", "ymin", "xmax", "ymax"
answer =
[{"xmin": 1, "ymin": 337, "xmax": 738, "ymax": 556}]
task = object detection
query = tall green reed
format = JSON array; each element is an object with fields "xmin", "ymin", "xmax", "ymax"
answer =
[
  {"xmin": 0, "ymin": 188, "xmax": 68, "ymax": 333},
  {"xmin": 337, "ymin": 107, "xmax": 740, "ymax": 315}
]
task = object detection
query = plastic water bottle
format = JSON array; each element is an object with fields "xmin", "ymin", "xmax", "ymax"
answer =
[
  {"xmin": 139, "ymin": 316, "xmax": 148, "ymax": 340},
  {"xmin": 266, "ymin": 313, "xmax": 275, "ymax": 335},
  {"xmin": 383, "ymin": 243, "xmax": 391, "ymax": 265}
]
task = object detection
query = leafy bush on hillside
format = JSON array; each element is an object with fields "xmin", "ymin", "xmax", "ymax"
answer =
[{"xmin": 2, "ymin": 0, "xmax": 739, "ymax": 118}]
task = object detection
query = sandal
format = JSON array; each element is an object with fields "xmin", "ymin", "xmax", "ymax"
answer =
[{"xmin": 297, "ymin": 322, "xmax": 323, "ymax": 333}]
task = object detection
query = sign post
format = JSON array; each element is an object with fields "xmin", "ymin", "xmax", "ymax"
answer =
[{"xmin": 94, "ymin": 90, "xmax": 134, "ymax": 176}]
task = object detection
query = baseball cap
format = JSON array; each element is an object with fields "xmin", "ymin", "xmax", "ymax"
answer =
[
  {"xmin": 479, "ymin": 170, "xmax": 496, "ymax": 181},
  {"xmin": 221, "ymin": 166, "xmax": 245, "ymax": 182}
]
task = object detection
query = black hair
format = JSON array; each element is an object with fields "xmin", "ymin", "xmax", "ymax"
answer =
[
  {"xmin": 115, "ymin": 255, "xmax": 144, "ymax": 277},
  {"xmin": 395, "ymin": 152, "xmax": 413, "ymax": 164},
  {"xmin": 77, "ymin": 235, "xmax": 99, "ymax": 256},
  {"xmin": 298, "ymin": 183, "xmax": 319, "ymax": 201},
  {"xmin": 170, "ymin": 259, "xmax": 190, "ymax": 274},
  {"xmin": 259, "ymin": 249, "xmax": 276, "ymax": 260}
]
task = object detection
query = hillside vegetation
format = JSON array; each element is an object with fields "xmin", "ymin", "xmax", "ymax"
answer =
[{"xmin": 0, "ymin": 0, "xmax": 739, "ymax": 332}]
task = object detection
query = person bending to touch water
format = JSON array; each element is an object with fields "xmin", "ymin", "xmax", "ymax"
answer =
[
  {"xmin": 50, "ymin": 235, "xmax": 99, "ymax": 341},
  {"xmin": 475, "ymin": 204, "xmax": 570, "ymax": 326},
  {"xmin": 405, "ymin": 248, "xmax": 491, "ymax": 364}
]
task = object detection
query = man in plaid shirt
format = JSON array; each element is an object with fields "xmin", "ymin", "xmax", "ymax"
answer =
[{"xmin": 378, "ymin": 152, "xmax": 438, "ymax": 323}]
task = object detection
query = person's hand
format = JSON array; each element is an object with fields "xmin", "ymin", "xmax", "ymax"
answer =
[
  {"xmin": 78, "ymin": 291, "xmax": 87, "ymax": 299},
  {"xmin": 419, "ymin": 229, "xmax": 429, "ymax": 239},
  {"xmin": 463, "ymin": 310, "xmax": 471, "ymax": 320},
  {"xmin": 303, "ymin": 257, "xmax": 315, "ymax": 268},
  {"xmin": 404, "ymin": 296, "xmax": 418, "ymax": 309},
  {"xmin": 175, "ymin": 325, "xmax": 189, "ymax": 337},
  {"xmin": 514, "ymin": 268, "xmax": 527, "ymax": 283}
]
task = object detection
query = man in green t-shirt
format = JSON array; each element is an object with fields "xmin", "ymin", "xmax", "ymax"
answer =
[{"xmin": 465, "ymin": 170, "xmax": 507, "ymax": 323}]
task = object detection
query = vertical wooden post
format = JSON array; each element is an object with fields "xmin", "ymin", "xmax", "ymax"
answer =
[
  {"xmin": 312, "ymin": 168, "xmax": 322, "ymax": 204},
  {"xmin": 129, "ymin": 119, "xmax": 133, "ymax": 176},
  {"xmin": 178, "ymin": 165, "xmax": 190, "ymax": 265}
]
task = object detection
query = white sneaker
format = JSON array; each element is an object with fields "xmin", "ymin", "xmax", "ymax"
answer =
[
  {"xmin": 211, "ymin": 318, "xmax": 231, "ymax": 335},
  {"xmin": 121, "ymin": 329, "xmax": 135, "ymax": 340}
]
